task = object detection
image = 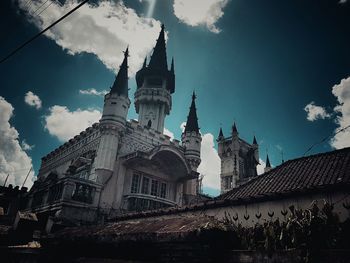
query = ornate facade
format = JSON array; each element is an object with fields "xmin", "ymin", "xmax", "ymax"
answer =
[
  {"xmin": 217, "ymin": 123, "xmax": 259, "ymax": 193},
  {"xmin": 25, "ymin": 25, "xmax": 202, "ymax": 228}
]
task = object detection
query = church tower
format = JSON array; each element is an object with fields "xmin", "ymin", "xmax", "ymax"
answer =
[
  {"xmin": 182, "ymin": 92, "xmax": 202, "ymax": 195},
  {"xmin": 217, "ymin": 123, "xmax": 259, "ymax": 193},
  {"xmin": 94, "ymin": 48, "xmax": 131, "ymax": 184},
  {"xmin": 134, "ymin": 25, "xmax": 175, "ymax": 133}
]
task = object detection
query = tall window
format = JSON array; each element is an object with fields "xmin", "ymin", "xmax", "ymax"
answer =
[
  {"xmin": 130, "ymin": 171, "xmax": 167, "ymax": 199},
  {"xmin": 151, "ymin": 180, "xmax": 159, "ymax": 196},
  {"xmin": 160, "ymin": 183, "xmax": 167, "ymax": 198},
  {"xmin": 131, "ymin": 173, "xmax": 141, "ymax": 193},
  {"xmin": 141, "ymin": 177, "xmax": 150, "ymax": 194}
]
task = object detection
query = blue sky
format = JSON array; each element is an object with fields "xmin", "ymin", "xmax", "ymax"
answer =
[{"xmin": 0, "ymin": 0, "xmax": 350, "ymax": 196}]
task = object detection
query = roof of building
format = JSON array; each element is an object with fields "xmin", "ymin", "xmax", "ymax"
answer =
[
  {"xmin": 135, "ymin": 25, "xmax": 175, "ymax": 93},
  {"xmin": 148, "ymin": 24, "xmax": 168, "ymax": 71},
  {"xmin": 265, "ymin": 154, "xmax": 271, "ymax": 168},
  {"xmin": 110, "ymin": 47, "xmax": 129, "ymax": 97},
  {"xmin": 49, "ymin": 215, "xmax": 229, "ymax": 243},
  {"xmin": 184, "ymin": 92, "xmax": 199, "ymax": 133},
  {"xmin": 253, "ymin": 135, "xmax": 257, "ymax": 145},
  {"xmin": 219, "ymin": 147, "xmax": 350, "ymax": 201},
  {"xmin": 109, "ymin": 147, "xmax": 350, "ymax": 222}
]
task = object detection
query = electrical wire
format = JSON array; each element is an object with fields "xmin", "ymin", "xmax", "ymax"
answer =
[
  {"xmin": 303, "ymin": 124, "xmax": 350, "ymax": 157},
  {"xmin": 0, "ymin": 0, "xmax": 89, "ymax": 64}
]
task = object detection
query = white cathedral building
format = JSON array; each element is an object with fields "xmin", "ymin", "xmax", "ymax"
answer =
[
  {"xmin": 25, "ymin": 26, "xmax": 203, "ymax": 226},
  {"xmin": 24, "ymin": 25, "xmax": 260, "ymax": 228}
]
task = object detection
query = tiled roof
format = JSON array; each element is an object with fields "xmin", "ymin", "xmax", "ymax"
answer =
[
  {"xmin": 107, "ymin": 148, "xmax": 350, "ymax": 222},
  {"xmin": 50, "ymin": 215, "xmax": 228, "ymax": 243},
  {"xmin": 218, "ymin": 147, "xmax": 350, "ymax": 201}
]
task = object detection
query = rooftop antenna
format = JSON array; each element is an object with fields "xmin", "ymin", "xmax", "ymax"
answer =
[{"xmin": 22, "ymin": 166, "xmax": 32, "ymax": 188}]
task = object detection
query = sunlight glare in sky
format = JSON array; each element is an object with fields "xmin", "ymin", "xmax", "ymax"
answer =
[{"xmin": 145, "ymin": 0, "xmax": 156, "ymax": 18}]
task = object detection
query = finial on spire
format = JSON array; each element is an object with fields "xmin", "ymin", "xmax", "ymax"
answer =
[
  {"xmin": 218, "ymin": 127, "xmax": 224, "ymax": 138},
  {"xmin": 232, "ymin": 122, "xmax": 238, "ymax": 134},
  {"xmin": 124, "ymin": 46, "xmax": 129, "ymax": 57},
  {"xmin": 148, "ymin": 24, "xmax": 168, "ymax": 71}
]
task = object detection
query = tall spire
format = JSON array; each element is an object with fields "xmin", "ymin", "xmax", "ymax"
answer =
[
  {"xmin": 266, "ymin": 154, "xmax": 271, "ymax": 168},
  {"xmin": 253, "ymin": 135, "xmax": 258, "ymax": 145},
  {"xmin": 142, "ymin": 56, "xmax": 147, "ymax": 68},
  {"xmin": 232, "ymin": 122, "xmax": 238, "ymax": 134},
  {"xmin": 170, "ymin": 57, "xmax": 174, "ymax": 73},
  {"xmin": 218, "ymin": 127, "xmax": 224, "ymax": 138},
  {"xmin": 111, "ymin": 47, "xmax": 129, "ymax": 97},
  {"xmin": 148, "ymin": 24, "xmax": 168, "ymax": 71},
  {"xmin": 184, "ymin": 92, "xmax": 199, "ymax": 133}
]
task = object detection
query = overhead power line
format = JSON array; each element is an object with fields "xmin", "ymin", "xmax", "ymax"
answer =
[
  {"xmin": 0, "ymin": 0, "xmax": 89, "ymax": 64},
  {"xmin": 303, "ymin": 124, "xmax": 350, "ymax": 157}
]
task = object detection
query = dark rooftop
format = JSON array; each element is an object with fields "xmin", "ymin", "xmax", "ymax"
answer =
[
  {"xmin": 49, "ymin": 215, "xmax": 229, "ymax": 243},
  {"xmin": 106, "ymin": 147, "xmax": 350, "ymax": 222},
  {"xmin": 218, "ymin": 147, "xmax": 350, "ymax": 201}
]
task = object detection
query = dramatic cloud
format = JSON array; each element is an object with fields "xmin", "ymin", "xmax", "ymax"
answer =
[
  {"xmin": 18, "ymin": 0, "xmax": 163, "ymax": 75},
  {"xmin": 173, "ymin": 0, "xmax": 229, "ymax": 33},
  {"xmin": 330, "ymin": 77, "xmax": 350, "ymax": 149},
  {"xmin": 174, "ymin": 122, "xmax": 221, "ymax": 190},
  {"xmin": 304, "ymin": 101, "xmax": 330, "ymax": 121},
  {"xmin": 24, "ymin": 91, "xmax": 42, "ymax": 109},
  {"xmin": 0, "ymin": 97, "xmax": 34, "ymax": 188},
  {"xmin": 198, "ymin": 133, "xmax": 221, "ymax": 190},
  {"xmin": 79, "ymin": 88, "xmax": 108, "ymax": 97},
  {"xmin": 44, "ymin": 105, "xmax": 101, "ymax": 142}
]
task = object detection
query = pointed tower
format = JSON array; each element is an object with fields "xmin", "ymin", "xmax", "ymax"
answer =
[
  {"xmin": 134, "ymin": 25, "xmax": 175, "ymax": 132},
  {"xmin": 264, "ymin": 154, "xmax": 272, "ymax": 173},
  {"xmin": 252, "ymin": 135, "xmax": 259, "ymax": 164},
  {"xmin": 231, "ymin": 122, "xmax": 240, "ymax": 189},
  {"xmin": 93, "ymin": 48, "xmax": 131, "ymax": 184},
  {"xmin": 217, "ymin": 127, "xmax": 224, "ymax": 156},
  {"xmin": 181, "ymin": 92, "xmax": 202, "ymax": 195}
]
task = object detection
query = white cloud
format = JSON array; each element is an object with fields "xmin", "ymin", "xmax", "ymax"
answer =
[
  {"xmin": 21, "ymin": 140, "xmax": 35, "ymax": 151},
  {"xmin": 24, "ymin": 91, "xmax": 42, "ymax": 109},
  {"xmin": 0, "ymin": 97, "xmax": 34, "ymax": 188},
  {"xmin": 173, "ymin": 0, "xmax": 229, "ymax": 33},
  {"xmin": 163, "ymin": 128, "xmax": 174, "ymax": 140},
  {"xmin": 79, "ymin": 88, "xmax": 108, "ymax": 97},
  {"xmin": 198, "ymin": 133, "xmax": 221, "ymax": 189},
  {"xmin": 330, "ymin": 77, "xmax": 350, "ymax": 149},
  {"xmin": 257, "ymin": 158, "xmax": 266, "ymax": 175},
  {"xmin": 18, "ymin": 0, "xmax": 163, "ymax": 75},
  {"xmin": 180, "ymin": 121, "xmax": 186, "ymax": 132},
  {"xmin": 174, "ymin": 122, "xmax": 220, "ymax": 190},
  {"xmin": 304, "ymin": 101, "xmax": 330, "ymax": 121},
  {"xmin": 44, "ymin": 105, "xmax": 101, "ymax": 142}
]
